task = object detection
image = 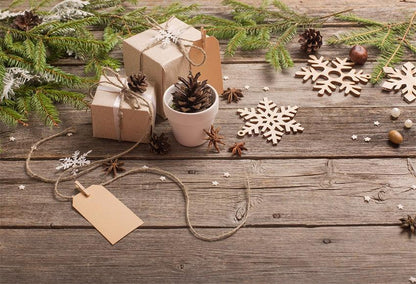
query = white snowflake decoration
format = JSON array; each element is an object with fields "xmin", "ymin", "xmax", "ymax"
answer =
[
  {"xmin": 237, "ymin": 97, "xmax": 304, "ymax": 145},
  {"xmin": 295, "ymin": 55, "xmax": 371, "ymax": 97},
  {"xmin": 382, "ymin": 62, "xmax": 416, "ymax": 103},
  {"xmin": 154, "ymin": 28, "xmax": 180, "ymax": 48},
  {"xmin": 56, "ymin": 150, "xmax": 92, "ymax": 175},
  {"xmin": 2, "ymin": 68, "xmax": 36, "ymax": 101},
  {"xmin": 0, "ymin": 10, "xmax": 25, "ymax": 20}
]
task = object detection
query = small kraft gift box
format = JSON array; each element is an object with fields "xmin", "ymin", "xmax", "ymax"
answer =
[
  {"xmin": 91, "ymin": 70, "xmax": 156, "ymax": 143},
  {"xmin": 123, "ymin": 16, "xmax": 223, "ymax": 118}
]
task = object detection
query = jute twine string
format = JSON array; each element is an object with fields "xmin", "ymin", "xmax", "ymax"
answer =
[{"xmin": 26, "ymin": 127, "xmax": 251, "ymax": 242}]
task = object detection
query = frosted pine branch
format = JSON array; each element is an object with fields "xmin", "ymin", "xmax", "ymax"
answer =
[{"xmin": 44, "ymin": 0, "xmax": 92, "ymax": 22}]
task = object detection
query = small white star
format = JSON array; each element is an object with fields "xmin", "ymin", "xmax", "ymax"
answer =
[
  {"xmin": 31, "ymin": 145, "xmax": 37, "ymax": 151},
  {"xmin": 244, "ymin": 85, "xmax": 250, "ymax": 90},
  {"xmin": 159, "ymin": 176, "xmax": 166, "ymax": 182},
  {"xmin": 115, "ymin": 68, "xmax": 121, "ymax": 72},
  {"xmin": 223, "ymin": 75, "xmax": 229, "ymax": 80},
  {"xmin": 142, "ymin": 165, "xmax": 149, "ymax": 169},
  {"xmin": 411, "ymin": 185, "xmax": 416, "ymax": 190},
  {"xmin": 351, "ymin": 135, "xmax": 358, "ymax": 140},
  {"xmin": 18, "ymin": 185, "xmax": 25, "ymax": 190},
  {"xmin": 9, "ymin": 136, "xmax": 16, "ymax": 142},
  {"xmin": 364, "ymin": 196, "xmax": 371, "ymax": 203},
  {"xmin": 409, "ymin": 276, "xmax": 416, "ymax": 283},
  {"xmin": 373, "ymin": 121, "xmax": 380, "ymax": 126},
  {"xmin": 397, "ymin": 204, "xmax": 404, "ymax": 210},
  {"xmin": 364, "ymin": 137, "xmax": 371, "ymax": 142},
  {"xmin": 263, "ymin": 86, "xmax": 270, "ymax": 91},
  {"xmin": 212, "ymin": 181, "xmax": 219, "ymax": 186},
  {"xmin": 223, "ymin": 172, "xmax": 231, "ymax": 178},
  {"xmin": 66, "ymin": 132, "xmax": 73, "ymax": 137}
]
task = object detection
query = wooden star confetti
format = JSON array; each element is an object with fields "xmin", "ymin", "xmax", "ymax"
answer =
[
  {"xmin": 159, "ymin": 176, "xmax": 166, "ymax": 181},
  {"xmin": 374, "ymin": 121, "xmax": 380, "ymax": 126},
  {"xmin": 397, "ymin": 204, "xmax": 404, "ymax": 210},
  {"xmin": 223, "ymin": 172, "xmax": 231, "ymax": 178},
  {"xmin": 212, "ymin": 181, "xmax": 219, "ymax": 186},
  {"xmin": 67, "ymin": 132, "xmax": 73, "ymax": 137},
  {"xmin": 364, "ymin": 196, "xmax": 371, "ymax": 202},
  {"xmin": 364, "ymin": 137, "xmax": 371, "ymax": 142},
  {"xmin": 351, "ymin": 134, "xmax": 358, "ymax": 140},
  {"xmin": 410, "ymin": 276, "xmax": 416, "ymax": 283},
  {"xmin": 244, "ymin": 85, "xmax": 250, "ymax": 90},
  {"xmin": 142, "ymin": 165, "xmax": 149, "ymax": 169},
  {"xmin": 263, "ymin": 86, "xmax": 270, "ymax": 91},
  {"xmin": 223, "ymin": 75, "xmax": 229, "ymax": 80},
  {"xmin": 9, "ymin": 136, "xmax": 16, "ymax": 142},
  {"xmin": 411, "ymin": 185, "xmax": 416, "ymax": 190},
  {"xmin": 18, "ymin": 185, "xmax": 25, "ymax": 190}
]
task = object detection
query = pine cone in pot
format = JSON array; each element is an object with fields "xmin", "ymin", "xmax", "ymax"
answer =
[
  {"xmin": 299, "ymin": 28, "xmax": 322, "ymax": 54},
  {"xmin": 127, "ymin": 72, "xmax": 148, "ymax": 93},
  {"xmin": 13, "ymin": 11, "xmax": 42, "ymax": 31},
  {"xmin": 171, "ymin": 71, "xmax": 214, "ymax": 113}
]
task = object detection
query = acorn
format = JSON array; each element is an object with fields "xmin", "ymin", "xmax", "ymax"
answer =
[
  {"xmin": 388, "ymin": 130, "xmax": 403, "ymax": 145},
  {"xmin": 349, "ymin": 45, "xmax": 368, "ymax": 65}
]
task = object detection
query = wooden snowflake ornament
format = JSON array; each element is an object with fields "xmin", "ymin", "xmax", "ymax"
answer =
[
  {"xmin": 295, "ymin": 55, "xmax": 370, "ymax": 96},
  {"xmin": 382, "ymin": 62, "xmax": 416, "ymax": 103},
  {"xmin": 236, "ymin": 97, "xmax": 303, "ymax": 145}
]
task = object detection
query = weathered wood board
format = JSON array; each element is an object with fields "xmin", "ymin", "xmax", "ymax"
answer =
[{"xmin": 1, "ymin": 0, "xmax": 416, "ymax": 283}]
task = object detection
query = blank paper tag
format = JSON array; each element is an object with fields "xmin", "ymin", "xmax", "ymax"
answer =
[
  {"xmin": 73, "ymin": 184, "xmax": 143, "ymax": 245},
  {"xmin": 190, "ymin": 36, "xmax": 224, "ymax": 94}
]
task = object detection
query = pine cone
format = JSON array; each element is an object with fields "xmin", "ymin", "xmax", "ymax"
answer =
[
  {"xmin": 127, "ymin": 73, "xmax": 148, "ymax": 93},
  {"xmin": 149, "ymin": 133, "xmax": 170, "ymax": 154},
  {"xmin": 299, "ymin": 28, "xmax": 322, "ymax": 54},
  {"xmin": 13, "ymin": 11, "xmax": 42, "ymax": 31},
  {"xmin": 172, "ymin": 71, "xmax": 214, "ymax": 113}
]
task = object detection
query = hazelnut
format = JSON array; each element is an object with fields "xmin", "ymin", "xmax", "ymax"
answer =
[
  {"xmin": 349, "ymin": 45, "xmax": 368, "ymax": 65},
  {"xmin": 388, "ymin": 130, "xmax": 403, "ymax": 145}
]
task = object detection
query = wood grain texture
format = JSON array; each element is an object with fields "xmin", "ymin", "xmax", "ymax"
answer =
[
  {"xmin": 1, "ymin": 227, "xmax": 415, "ymax": 284},
  {"xmin": 1, "ymin": 158, "xmax": 416, "ymax": 227},
  {"xmin": 1, "ymin": 1, "xmax": 416, "ymax": 283}
]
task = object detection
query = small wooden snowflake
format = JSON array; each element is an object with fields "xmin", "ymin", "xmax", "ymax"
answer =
[
  {"xmin": 295, "ymin": 55, "xmax": 370, "ymax": 97},
  {"xmin": 382, "ymin": 62, "xmax": 416, "ymax": 103},
  {"xmin": 236, "ymin": 97, "xmax": 303, "ymax": 145}
]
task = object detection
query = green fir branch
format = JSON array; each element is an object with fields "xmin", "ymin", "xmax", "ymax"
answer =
[
  {"xmin": 328, "ymin": 11, "xmax": 416, "ymax": 83},
  {"xmin": 191, "ymin": 0, "xmax": 350, "ymax": 71}
]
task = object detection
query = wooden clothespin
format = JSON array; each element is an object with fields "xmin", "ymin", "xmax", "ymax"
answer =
[
  {"xmin": 74, "ymin": 180, "xmax": 90, "ymax": 197},
  {"xmin": 200, "ymin": 27, "xmax": 207, "ymax": 50}
]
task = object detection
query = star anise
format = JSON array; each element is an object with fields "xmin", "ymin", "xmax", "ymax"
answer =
[
  {"xmin": 13, "ymin": 11, "xmax": 42, "ymax": 31},
  {"xmin": 228, "ymin": 142, "xmax": 247, "ymax": 157},
  {"xmin": 400, "ymin": 215, "xmax": 416, "ymax": 235},
  {"xmin": 149, "ymin": 133, "xmax": 170, "ymax": 154},
  {"xmin": 221, "ymin": 88, "xmax": 244, "ymax": 103},
  {"xmin": 204, "ymin": 125, "xmax": 225, "ymax": 152},
  {"xmin": 102, "ymin": 159, "xmax": 125, "ymax": 177}
]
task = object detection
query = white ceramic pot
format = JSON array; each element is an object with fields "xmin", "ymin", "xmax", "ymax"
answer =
[{"xmin": 163, "ymin": 84, "xmax": 219, "ymax": 147}]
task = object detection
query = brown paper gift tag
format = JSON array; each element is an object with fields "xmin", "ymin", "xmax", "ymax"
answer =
[
  {"xmin": 73, "ymin": 184, "xmax": 143, "ymax": 245},
  {"xmin": 190, "ymin": 35, "xmax": 223, "ymax": 94}
]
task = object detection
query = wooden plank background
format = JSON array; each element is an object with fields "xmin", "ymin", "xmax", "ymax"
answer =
[{"xmin": 1, "ymin": 0, "xmax": 416, "ymax": 283}]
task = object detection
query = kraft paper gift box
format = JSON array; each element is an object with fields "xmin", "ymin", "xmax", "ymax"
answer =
[
  {"xmin": 123, "ymin": 16, "xmax": 223, "ymax": 118},
  {"xmin": 91, "ymin": 75, "xmax": 156, "ymax": 143}
]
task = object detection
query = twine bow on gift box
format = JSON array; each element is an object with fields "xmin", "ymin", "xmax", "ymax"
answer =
[
  {"xmin": 90, "ymin": 67, "xmax": 154, "ymax": 141},
  {"xmin": 143, "ymin": 16, "xmax": 207, "ymax": 67}
]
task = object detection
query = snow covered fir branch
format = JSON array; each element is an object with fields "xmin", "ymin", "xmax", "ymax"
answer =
[{"xmin": 0, "ymin": 0, "xmax": 197, "ymax": 127}]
